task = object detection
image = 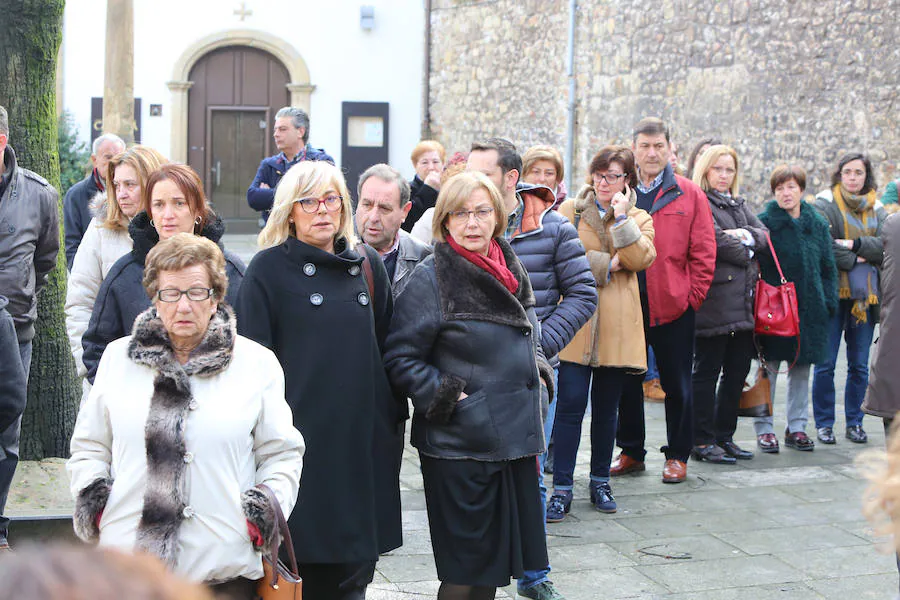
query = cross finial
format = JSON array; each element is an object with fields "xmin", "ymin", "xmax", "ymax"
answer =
[{"xmin": 233, "ymin": 2, "xmax": 252, "ymax": 21}]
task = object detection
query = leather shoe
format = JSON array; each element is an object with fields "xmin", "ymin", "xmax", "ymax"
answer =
[
  {"xmin": 691, "ymin": 444, "xmax": 737, "ymax": 464},
  {"xmin": 817, "ymin": 427, "xmax": 836, "ymax": 444},
  {"xmin": 846, "ymin": 425, "xmax": 868, "ymax": 444},
  {"xmin": 785, "ymin": 429, "xmax": 815, "ymax": 451},
  {"xmin": 757, "ymin": 433, "xmax": 780, "ymax": 453},
  {"xmin": 718, "ymin": 440, "xmax": 753, "ymax": 460},
  {"xmin": 610, "ymin": 453, "xmax": 646, "ymax": 476},
  {"xmin": 642, "ymin": 378, "xmax": 666, "ymax": 403},
  {"xmin": 662, "ymin": 459, "xmax": 687, "ymax": 483}
]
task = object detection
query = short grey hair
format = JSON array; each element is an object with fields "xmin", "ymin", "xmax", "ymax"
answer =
[
  {"xmin": 275, "ymin": 107, "xmax": 310, "ymax": 143},
  {"xmin": 357, "ymin": 163, "xmax": 411, "ymax": 208},
  {"xmin": 0, "ymin": 105, "xmax": 8, "ymax": 136},
  {"xmin": 92, "ymin": 133, "xmax": 125, "ymax": 154}
]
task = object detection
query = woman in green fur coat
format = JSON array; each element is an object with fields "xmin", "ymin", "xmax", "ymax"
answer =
[{"xmin": 753, "ymin": 165, "xmax": 838, "ymax": 454}]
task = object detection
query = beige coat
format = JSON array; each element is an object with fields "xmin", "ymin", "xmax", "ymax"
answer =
[{"xmin": 558, "ymin": 186, "xmax": 656, "ymax": 371}]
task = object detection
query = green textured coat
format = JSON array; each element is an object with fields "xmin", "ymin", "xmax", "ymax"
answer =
[{"xmin": 756, "ymin": 200, "xmax": 839, "ymax": 364}]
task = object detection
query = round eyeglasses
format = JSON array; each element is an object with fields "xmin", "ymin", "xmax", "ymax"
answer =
[
  {"xmin": 156, "ymin": 287, "xmax": 214, "ymax": 303},
  {"xmin": 295, "ymin": 194, "xmax": 343, "ymax": 214}
]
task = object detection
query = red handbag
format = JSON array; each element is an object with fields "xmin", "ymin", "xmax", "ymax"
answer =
[{"xmin": 754, "ymin": 232, "xmax": 800, "ymax": 338}]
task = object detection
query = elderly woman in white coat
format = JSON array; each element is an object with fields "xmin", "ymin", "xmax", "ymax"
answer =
[
  {"xmin": 67, "ymin": 234, "xmax": 304, "ymax": 600},
  {"xmin": 65, "ymin": 146, "xmax": 166, "ymax": 384}
]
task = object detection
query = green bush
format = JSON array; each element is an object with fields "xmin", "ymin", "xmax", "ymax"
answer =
[{"xmin": 58, "ymin": 110, "xmax": 90, "ymax": 197}]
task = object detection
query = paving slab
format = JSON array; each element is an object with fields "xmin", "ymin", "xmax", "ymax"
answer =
[
  {"xmin": 615, "ymin": 508, "xmax": 782, "ymax": 539},
  {"xmin": 546, "ymin": 566, "xmax": 669, "ymax": 600},
  {"xmin": 607, "ymin": 534, "xmax": 746, "ymax": 566},
  {"xmin": 807, "ymin": 572, "xmax": 899, "ymax": 599},
  {"xmin": 663, "ymin": 582, "xmax": 825, "ymax": 600},
  {"xmin": 715, "ymin": 524, "xmax": 871, "ymax": 555},
  {"xmin": 774, "ymin": 544, "xmax": 896, "ymax": 579},
  {"xmin": 636, "ymin": 555, "xmax": 803, "ymax": 593}
]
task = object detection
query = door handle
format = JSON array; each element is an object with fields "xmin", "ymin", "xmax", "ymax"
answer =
[{"xmin": 210, "ymin": 160, "xmax": 221, "ymax": 187}]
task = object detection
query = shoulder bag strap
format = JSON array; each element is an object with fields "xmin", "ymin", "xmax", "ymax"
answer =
[
  {"xmin": 255, "ymin": 483, "xmax": 299, "ymax": 584},
  {"xmin": 573, "ymin": 207, "xmax": 583, "ymax": 230},
  {"xmin": 360, "ymin": 244, "xmax": 376, "ymax": 304},
  {"xmin": 764, "ymin": 231, "xmax": 787, "ymax": 284}
]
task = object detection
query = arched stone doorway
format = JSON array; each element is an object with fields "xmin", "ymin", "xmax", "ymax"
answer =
[{"xmin": 167, "ymin": 30, "xmax": 315, "ymax": 233}]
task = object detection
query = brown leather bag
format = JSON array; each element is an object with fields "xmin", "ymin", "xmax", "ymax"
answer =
[
  {"xmin": 738, "ymin": 366, "xmax": 773, "ymax": 418},
  {"xmin": 255, "ymin": 484, "xmax": 302, "ymax": 600}
]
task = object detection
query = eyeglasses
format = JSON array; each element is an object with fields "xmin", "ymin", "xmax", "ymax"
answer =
[
  {"xmin": 295, "ymin": 194, "xmax": 343, "ymax": 214},
  {"xmin": 593, "ymin": 173, "xmax": 625, "ymax": 184},
  {"xmin": 448, "ymin": 207, "xmax": 494, "ymax": 224},
  {"xmin": 156, "ymin": 287, "xmax": 214, "ymax": 302}
]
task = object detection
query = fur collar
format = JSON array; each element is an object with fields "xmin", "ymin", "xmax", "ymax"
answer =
[
  {"xmin": 761, "ymin": 199, "xmax": 818, "ymax": 233},
  {"xmin": 126, "ymin": 304, "xmax": 235, "ymax": 566},
  {"xmin": 128, "ymin": 210, "xmax": 226, "ymax": 266},
  {"xmin": 89, "ymin": 190, "xmax": 108, "ymax": 219},
  {"xmin": 433, "ymin": 238, "xmax": 535, "ymax": 329}
]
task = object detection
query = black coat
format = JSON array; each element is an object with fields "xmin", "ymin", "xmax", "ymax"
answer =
[
  {"xmin": 235, "ymin": 236, "xmax": 403, "ymax": 563},
  {"xmin": 384, "ymin": 239, "xmax": 554, "ymax": 462},
  {"xmin": 695, "ymin": 191, "xmax": 768, "ymax": 337},
  {"xmin": 756, "ymin": 200, "xmax": 838, "ymax": 364},
  {"xmin": 63, "ymin": 171, "xmax": 102, "ymax": 270},
  {"xmin": 403, "ymin": 175, "xmax": 439, "ymax": 233},
  {"xmin": 82, "ymin": 211, "xmax": 246, "ymax": 382},
  {"xmin": 0, "ymin": 297, "xmax": 26, "ymax": 434}
]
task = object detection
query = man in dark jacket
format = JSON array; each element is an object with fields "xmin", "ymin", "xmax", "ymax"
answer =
[
  {"xmin": 0, "ymin": 297, "xmax": 26, "ymax": 451},
  {"xmin": 246, "ymin": 107, "xmax": 334, "ymax": 225},
  {"xmin": 612, "ymin": 118, "xmax": 716, "ymax": 484},
  {"xmin": 355, "ymin": 163, "xmax": 432, "ymax": 298},
  {"xmin": 468, "ymin": 137, "xmax": 596, "ymax": 600},
  {"xmin": 62, "ymin": 133, "xmax": 125, "ymax": 269},
  {"xmin": 0, "ymin": 105, "xmax": 61, "ymax": 549}
]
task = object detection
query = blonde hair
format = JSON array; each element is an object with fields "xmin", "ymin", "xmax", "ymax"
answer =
[
  {"xmin": 411, "ymin": 140, "xmax": 446, "ymax": 166},
  {"xmin": 143, "ymin": 233, "xmax": 227, "ymax": 302},
  {"xmin": 432, "ymin": 171, "xmax": 508, "ymax": 243},
  {"xmin": 0, "ymin": 545, "xmax": 214, "ymax": 600},
  {"xmin": 522, "ymin": 145, "xmax": 564, "ymax": 184},
  {"xmin": 862, "ymin": 422, "xmax": 900, "ymax": 554},
  {"xmin": 102, "ymin": 146, "xmax": 168, "ymax": 231},
  {"xmin": 692, "ymin": 144, "xmax": 741, "ymax": 196},
  {"xmin": 258, "ymin": 161, "xmax": 356, "ymax": 250}
]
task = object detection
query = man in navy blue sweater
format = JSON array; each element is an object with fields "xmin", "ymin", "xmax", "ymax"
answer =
[{"xmin": 246, "ymin": 107, "xmax": 334, "ymax": 226}]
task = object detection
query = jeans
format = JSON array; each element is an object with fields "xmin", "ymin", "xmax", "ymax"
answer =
[
  {"xmin": 519, "ymin": 368, "xmax": 558, "ymax": 591},
  {"xmin": 0, "ymin": 340, "xmax": 33, "ymax": 541},
  {"xmin": 644, "ymin": 347, "xmax": 659, "ymax": 381},
  {"xmin": 692, "ymin": 331, "xmax": 755, "ymax": 445},
  {"xmin": 617, "ymin": 308, "xmax": 696, "ymax": 462},
  {"xmin": 753, "ymin": 362, "xmax": 811, "ymax": 435},
  {"xmin": 552, "ymin": 363, "xmax": 630, "ymax": 490},
  {"xmin": 812, "ymin": 300, "xmax": 876, "ymax": 429}
]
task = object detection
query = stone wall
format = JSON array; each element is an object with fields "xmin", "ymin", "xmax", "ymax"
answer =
[{"xmin": 428, "ymin": 0, "xmax": 900, "ymax": 204}]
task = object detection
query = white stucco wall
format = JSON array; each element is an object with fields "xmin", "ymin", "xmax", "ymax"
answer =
[{"xmin": 62, "ymin": 0, "xmax": 424, "ymax": 178}]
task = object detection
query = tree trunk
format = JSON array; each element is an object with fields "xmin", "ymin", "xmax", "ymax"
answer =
[{"xmin": 0, "ymin": 0, "xmax": 79, "ymax": 459}]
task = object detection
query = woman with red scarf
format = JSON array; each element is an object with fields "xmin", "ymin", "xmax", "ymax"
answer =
[{"xmin": 385, "ymin": 171, "xmax": 555, "ymax": 600}]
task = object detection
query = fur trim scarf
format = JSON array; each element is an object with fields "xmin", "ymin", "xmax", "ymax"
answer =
[{"xmin": 126, "ymin": 304, "xmax": 236, "ymax": 566}]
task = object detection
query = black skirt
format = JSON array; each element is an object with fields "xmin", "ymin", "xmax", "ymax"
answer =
[{"xmin": 420, "ymin": 455, "xmax": 549, "ymax": 587}]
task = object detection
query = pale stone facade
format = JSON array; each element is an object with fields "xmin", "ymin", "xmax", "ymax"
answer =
[{"xmin": 428, "ymin": 0, "xmax": 900, "ymax": 202}]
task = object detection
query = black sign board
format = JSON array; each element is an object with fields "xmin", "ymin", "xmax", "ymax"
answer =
[{"xmin": 91, "ymin": 97, "xmax": 142, "ymax": 143}]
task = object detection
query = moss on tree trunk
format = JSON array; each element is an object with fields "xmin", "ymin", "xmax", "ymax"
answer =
[{"xmin": 0, "ymin": 0, "xmax": 79, "ymax": 459}]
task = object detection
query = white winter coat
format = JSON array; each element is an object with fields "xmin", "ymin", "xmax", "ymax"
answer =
[
  {"xmin": 67, "ymin": 313, "xmax": 304, "ymax": 584},
  {"xmin": 65, "ymin": 215, "xmax": 132, "ymax": 376}
]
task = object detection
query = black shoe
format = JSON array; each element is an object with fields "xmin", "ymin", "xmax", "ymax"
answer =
[
  {"xmin": 718, "ymin": 440, "xmax": 754, "ymax": 460},
  {"xmin": 543, "ymin": 444, "xmax": 554, "ymax": 474},
  {"xmin": 817, "ymin": 427, "xmax": 836, "ymax": 444},
  {"xmin": 785, "ymin": 429, "xmax": 815, "ymax": 451},
  {"xmin": 846, "ymin": 425, "xmax": 868, "ymax": 444},
  {"xmin": 691, "ymin": 444, "xmax": 737, "ymax": 464}
]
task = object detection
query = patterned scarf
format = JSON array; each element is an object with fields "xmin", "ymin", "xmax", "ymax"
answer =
[{"xmin": 832, "ymin": 184, "xmax": 879, "ymax": 323}]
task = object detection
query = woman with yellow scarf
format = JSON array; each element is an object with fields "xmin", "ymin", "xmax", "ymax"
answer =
[{"xmin": 812, "ymin": 153, "xmax": 887, "ymax": 445}]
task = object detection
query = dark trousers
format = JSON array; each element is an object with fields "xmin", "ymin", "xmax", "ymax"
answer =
[
  {"xmin": 553, "ymin": 363, "xmax": 631, "ymax": 487},
  {"xmin": 0, "ymin": 340, "xmax": 33, "ymax": 541},
  {"xmin": 617, "ymin": 308, "xmax": 696, "ymax": 462},
  {"xmin": 692, "ymin": 331, "xmax": 755, "ymax": 445},
  {"xmin": 297, "ymin": 561, "xmax": 376, "ymax": 600}
]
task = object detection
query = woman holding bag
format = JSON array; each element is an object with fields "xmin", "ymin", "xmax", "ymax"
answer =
[
  {"xmin": 754, "ymin": 165, "xmax": 838, "ymax": 453},
  {"xmin": 690, "ymin": 145, "xmax": 768, "ymax": 463}
]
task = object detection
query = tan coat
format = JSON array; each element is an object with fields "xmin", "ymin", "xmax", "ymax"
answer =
[{"xmin": 558, "ymin": 186, "xmax": 656, "ymax": 371}]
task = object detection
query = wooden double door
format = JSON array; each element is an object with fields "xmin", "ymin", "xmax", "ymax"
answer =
[{"xmin": 188, "ymin": 46, "xmax": 290, "ymax": 233}]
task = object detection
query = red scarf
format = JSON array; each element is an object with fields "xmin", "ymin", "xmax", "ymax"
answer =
[
  {"xmin": 92, "ymin": 168, "xmax": 105, "ymax": 192},
  {"xmin": 447, "ymin": 235, "xmax": 519, "ymax": 294}
]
